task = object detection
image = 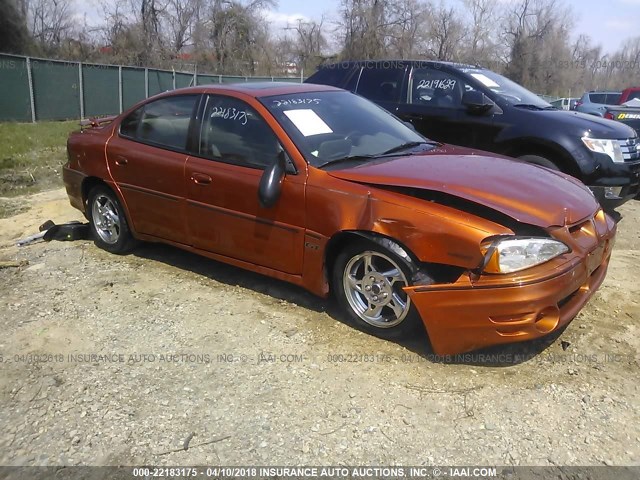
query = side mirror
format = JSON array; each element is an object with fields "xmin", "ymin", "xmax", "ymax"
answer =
[
  {"xmin": 462, "ymin": 90, "xmax": 495, "ymax": 114},
  {"xmin": 258, "ymin": 150, "xmax": 287, "ymax": 209}
]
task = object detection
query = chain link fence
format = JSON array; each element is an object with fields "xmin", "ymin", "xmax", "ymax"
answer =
[{"xmin": 0, "ymin": 53, "xmax": 304, "ymax": 123}]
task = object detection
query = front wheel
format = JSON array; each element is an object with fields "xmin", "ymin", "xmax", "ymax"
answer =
[
  {"xmin": 332, "ymin": 241, "xmax": 422, "ymax": 338},
  {"xmin": 88, "ymin": 185, "xmax": 136, "ymax": 254}
]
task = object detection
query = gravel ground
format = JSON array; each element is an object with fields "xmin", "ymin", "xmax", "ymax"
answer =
[{"xmin": 0, "ymin": 189, "xmax": 638, "ymax": 467}]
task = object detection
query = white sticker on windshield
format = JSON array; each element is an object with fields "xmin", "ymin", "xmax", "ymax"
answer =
[
  {"xmin": 470, "ymin": 73, "xmax": 500, "ymax": 88},
  {"xmin": 283, "ymin": 109, "xmax": 333, "ymax": 137}
]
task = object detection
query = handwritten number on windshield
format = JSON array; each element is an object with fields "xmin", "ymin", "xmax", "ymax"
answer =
[{"xmin": 272, "ymin": 98, "xmax": 321, "ymax": 107}]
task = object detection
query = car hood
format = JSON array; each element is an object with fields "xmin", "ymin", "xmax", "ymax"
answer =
[
  {"xmin": 327, "ymin": 146, "xmax": 599, "ymax": 228},
  {"xmin": 535, "ymin": 109, "xmax": 637, "ymax": 138}
]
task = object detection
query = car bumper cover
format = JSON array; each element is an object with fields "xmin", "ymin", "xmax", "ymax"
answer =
[{"xmin": 404, "ymin": 235, "xmax": 615, "ymax": 356}]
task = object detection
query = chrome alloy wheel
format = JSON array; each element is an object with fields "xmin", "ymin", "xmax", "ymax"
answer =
[
  {"xmin": 91, "ymin": 194, "xmax": 121, "ymax": 245},
  {"xmin": 342, "ymin": 251, "xmax": 411, "ymax": 328}
]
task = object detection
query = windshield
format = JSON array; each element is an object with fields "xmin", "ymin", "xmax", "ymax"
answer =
[
  {"xmin": 261, "ymin": 91, "xmax": 430, "ymax": 168},
  {"xmin": 462, "ymin": 68, "xmax": 551, "ymax": 108}
]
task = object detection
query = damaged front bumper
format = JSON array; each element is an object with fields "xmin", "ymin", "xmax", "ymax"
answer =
[{"xmin": 405, "ymin": 216, "xmax": 616, "ymax": 356}]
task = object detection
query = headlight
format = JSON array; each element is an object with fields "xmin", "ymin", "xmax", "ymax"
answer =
[
  {"xmin": 581, "ymin": 137, "xmax": 624, "ymax": 163},
  {"xmin": 481, "ymin": 237, "xmax": 569, "ymax": 274}
]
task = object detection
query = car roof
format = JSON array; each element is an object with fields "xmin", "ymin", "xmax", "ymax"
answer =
[
  {"xmin": 162, "ymin": 82, "xmax": 342, "ymax": 99},
  {"xmin": 318, "ymin": 59, "xmax": 482, "ymax": 70}
]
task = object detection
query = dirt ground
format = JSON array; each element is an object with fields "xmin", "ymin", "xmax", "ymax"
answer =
[{"xmin": 0, "ymin": 188, "xmax": 638, "ymax": 467}]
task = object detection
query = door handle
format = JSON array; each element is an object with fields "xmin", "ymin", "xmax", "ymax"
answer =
[
  {"xmin": 115, "ymin": 155, "xmax": 129, "ymax": 166},
  {"xmin": 191, "ymin": 173, "xmax": 212, "ymax": 185}
]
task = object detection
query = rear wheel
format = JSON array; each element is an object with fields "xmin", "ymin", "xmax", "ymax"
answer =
[
  {"xmin": 332, "ymin": 241, "xmax": 422, "ymax": 338},
  {"xmin": 518, "ymin": 154, "xmax": 560, "ymax": 170},
  {"xmin": 88, "ymin": 186, "xmax": 136, "ymax": 254}
]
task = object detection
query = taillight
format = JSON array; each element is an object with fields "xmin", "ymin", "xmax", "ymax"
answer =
[
  {"xmin": 604, "ymin": 112, "xmax": 614, "ymax": 120},
  {"xmin": 575, "ymin": 101, "xmax": 583, "ymax": 108}
]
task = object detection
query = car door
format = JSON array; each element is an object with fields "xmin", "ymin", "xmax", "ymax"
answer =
[
  {"xmin": 106, "ymin": 94, "xmax": 199, "ymax": 244},
  {"xmin": 396, "ymin": 67, "xmax": 497, "ymax": 150},
  {"xmin": 184, "ymin": 94, "xmax": 306, "ymax": 275}
]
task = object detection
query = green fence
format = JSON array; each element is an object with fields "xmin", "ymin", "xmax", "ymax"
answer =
[{"xmin": 0, "ymin": 53, "xmax": 303, "ymax": 122}]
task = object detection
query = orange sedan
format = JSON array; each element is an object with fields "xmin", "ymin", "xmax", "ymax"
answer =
[{"xmin": 63, "ymin": 83, "xmax": 616, "ymax": 355}]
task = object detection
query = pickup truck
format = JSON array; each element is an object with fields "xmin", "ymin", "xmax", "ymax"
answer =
[
  {"xmin": 604, "ymin": 87, "xmax": 640, "ymax": 135},
  {"xmin": 306, "ymin": 60, "xmax": 640, "ymax": 211}
]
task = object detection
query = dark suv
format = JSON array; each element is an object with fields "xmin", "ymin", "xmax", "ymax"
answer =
[{"xmin": 306, "ymin": 60, "xmax": 640, "ymax": 210}]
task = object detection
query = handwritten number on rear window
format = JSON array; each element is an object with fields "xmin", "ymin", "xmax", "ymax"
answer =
[{"xmin": 210, "ymin": 106, "xmax": 248, "ymax": 125}]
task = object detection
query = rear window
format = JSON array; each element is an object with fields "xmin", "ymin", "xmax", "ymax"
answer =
[
  {"xmin": 137, "ymin": 95, "xmax": 199, "ymax": 150},
  {"xmin": 589, "ymin": 93, "xmax": 622, "ymax": 105}
]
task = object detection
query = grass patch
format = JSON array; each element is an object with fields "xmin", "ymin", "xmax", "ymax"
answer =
[
  {"xmin": 0, "ymin": 198, "xmax": 30, "ymax": 219},
  {"xmin": 0, "ymin": 120, "xmax": 79, "ymax": 197}
]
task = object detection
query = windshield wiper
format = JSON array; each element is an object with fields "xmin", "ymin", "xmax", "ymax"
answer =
[
  {"xmin": 317, "ymin": 154, "xmax": 375, "ymax": 168},
  {"xmin": 381, "ymin": 141, "xmax": 433, "ymax": 155}
]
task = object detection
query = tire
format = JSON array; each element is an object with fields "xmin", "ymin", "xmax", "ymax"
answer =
[
  {"xmin": 87, "ymin": 185, "xmax": 137, "ymax": 254},
  {"xmin": 332, "ymin": 240, "xmax": 423, "ymax": 339},
  {"xmin": 518, "ymin": 154, "xmax": 560, "ymax": 171}
]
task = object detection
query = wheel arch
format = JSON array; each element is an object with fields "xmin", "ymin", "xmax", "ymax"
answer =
[
  {"xmin": 500, "ymin": 140, "xmax": 580, "ymax": 177},
  {"xmin": 82, "ymin": 177, "xmax": 138, "ymax": 238},
  {"xmin": 323, "ymin": 230, "xmax": 425, "ymax": 293}
]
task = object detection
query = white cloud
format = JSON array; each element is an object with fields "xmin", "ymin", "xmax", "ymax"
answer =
[{"xmin": 263, "ymin": 10, "xmax": 311, "ymax": 29}]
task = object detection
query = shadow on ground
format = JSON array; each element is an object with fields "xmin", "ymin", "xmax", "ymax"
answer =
[{"xmin": 123, "ymin": 241, "xmax": 566, "ymax": 368}]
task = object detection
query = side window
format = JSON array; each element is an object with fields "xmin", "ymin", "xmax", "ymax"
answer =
[
  {"xmin": 356, "ymin": 66, "xmax": 406, "ymax": 103},
  {"xmin": 137, "ymin": 95, "xmax": 198, "ymax": 150},
  {"xmin": 410, "ymin": 69, "xmax": 468, "ymax": 108},
  {"xmin": 199, "ymin": 96, "xmax": 281, "ymax": 170},
  {"xmin": 120, "ymin": 107, "xmax": 142, "ymax": 138}
]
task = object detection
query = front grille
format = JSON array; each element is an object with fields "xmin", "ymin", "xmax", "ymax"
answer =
[{"xmin": 619, "ymin": 137, "xmax": 640, "ymax": 162}]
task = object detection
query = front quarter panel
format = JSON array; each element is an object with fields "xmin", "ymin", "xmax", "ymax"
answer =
[{"xmin": 303, "ymin": 168, "xmax": 515, "ymax": 295}]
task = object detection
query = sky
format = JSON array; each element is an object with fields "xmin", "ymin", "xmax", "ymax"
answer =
[{"xmin": 76, "ymin": 0, "xmax": 640, "ymax": 54}]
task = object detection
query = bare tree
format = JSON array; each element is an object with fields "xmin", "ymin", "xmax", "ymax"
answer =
[
  {"xmin": 282, "ymin": 17, "xmax": 327, "ymax": 73},
  {"xmin": 502, "ymin": 0, "xmax": 573, "ymax": 93},
  {"xmin": 203, "ymin": 0, "xmax": 276, "ymax": 74},
  {"xmin": 424, "ymin": 1, "xmax": 466, "ymax": 61},
  {"xmin": 387, "ymin": 0, "xmax": 429, "ymax": 58},
  {"xmin": 460, "ymin": 0, "xmax": 500, "ymax": 66},
  {"xmin": 163, "ymin": 0, "xmax": 200, "ymax": 53},
  {"xmin": 23, "ymin": 0, "xmax": 75, "ymax": 53}
]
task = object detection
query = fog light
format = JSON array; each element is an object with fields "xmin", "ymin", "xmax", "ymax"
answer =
[{"xmin": 604, "ymin": 186, "xmax": 623, "ymax": 199}]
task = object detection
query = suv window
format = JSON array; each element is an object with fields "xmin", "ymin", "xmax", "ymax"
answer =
[
  {"xmin": 308, "ymin": 66, "xmax": 353, "ymax": 88},
  {"xmin": 356, "ymin": 66, "xmax": 406, "ymax": 103},
  {"xmin": 199, "ymin": 96, "xmax": 281, "ymax": 170},
  {"xmin": 589, "ymin": 93, "xmax": 621, "ymax": 105},
  {"xmin": 410, "ymin": 68, "xmax": 466, "ymax": 108},
  {"xmin": 136, "ymin": 95, "xmax": 198, "ymax": 150}
]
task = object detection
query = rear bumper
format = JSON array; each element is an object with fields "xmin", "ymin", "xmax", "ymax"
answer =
[
  {"xmin": 405, "ymin": 235, "xmax": 615, "ymax": 356},
  {"xmin": 62, "ymin": 165, "xmax": 87, "ymax": 214}
]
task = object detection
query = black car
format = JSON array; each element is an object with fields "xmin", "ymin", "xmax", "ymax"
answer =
[{"xmin": 306, "ymin": 60, "xmax": 640, "ymax": 211}]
